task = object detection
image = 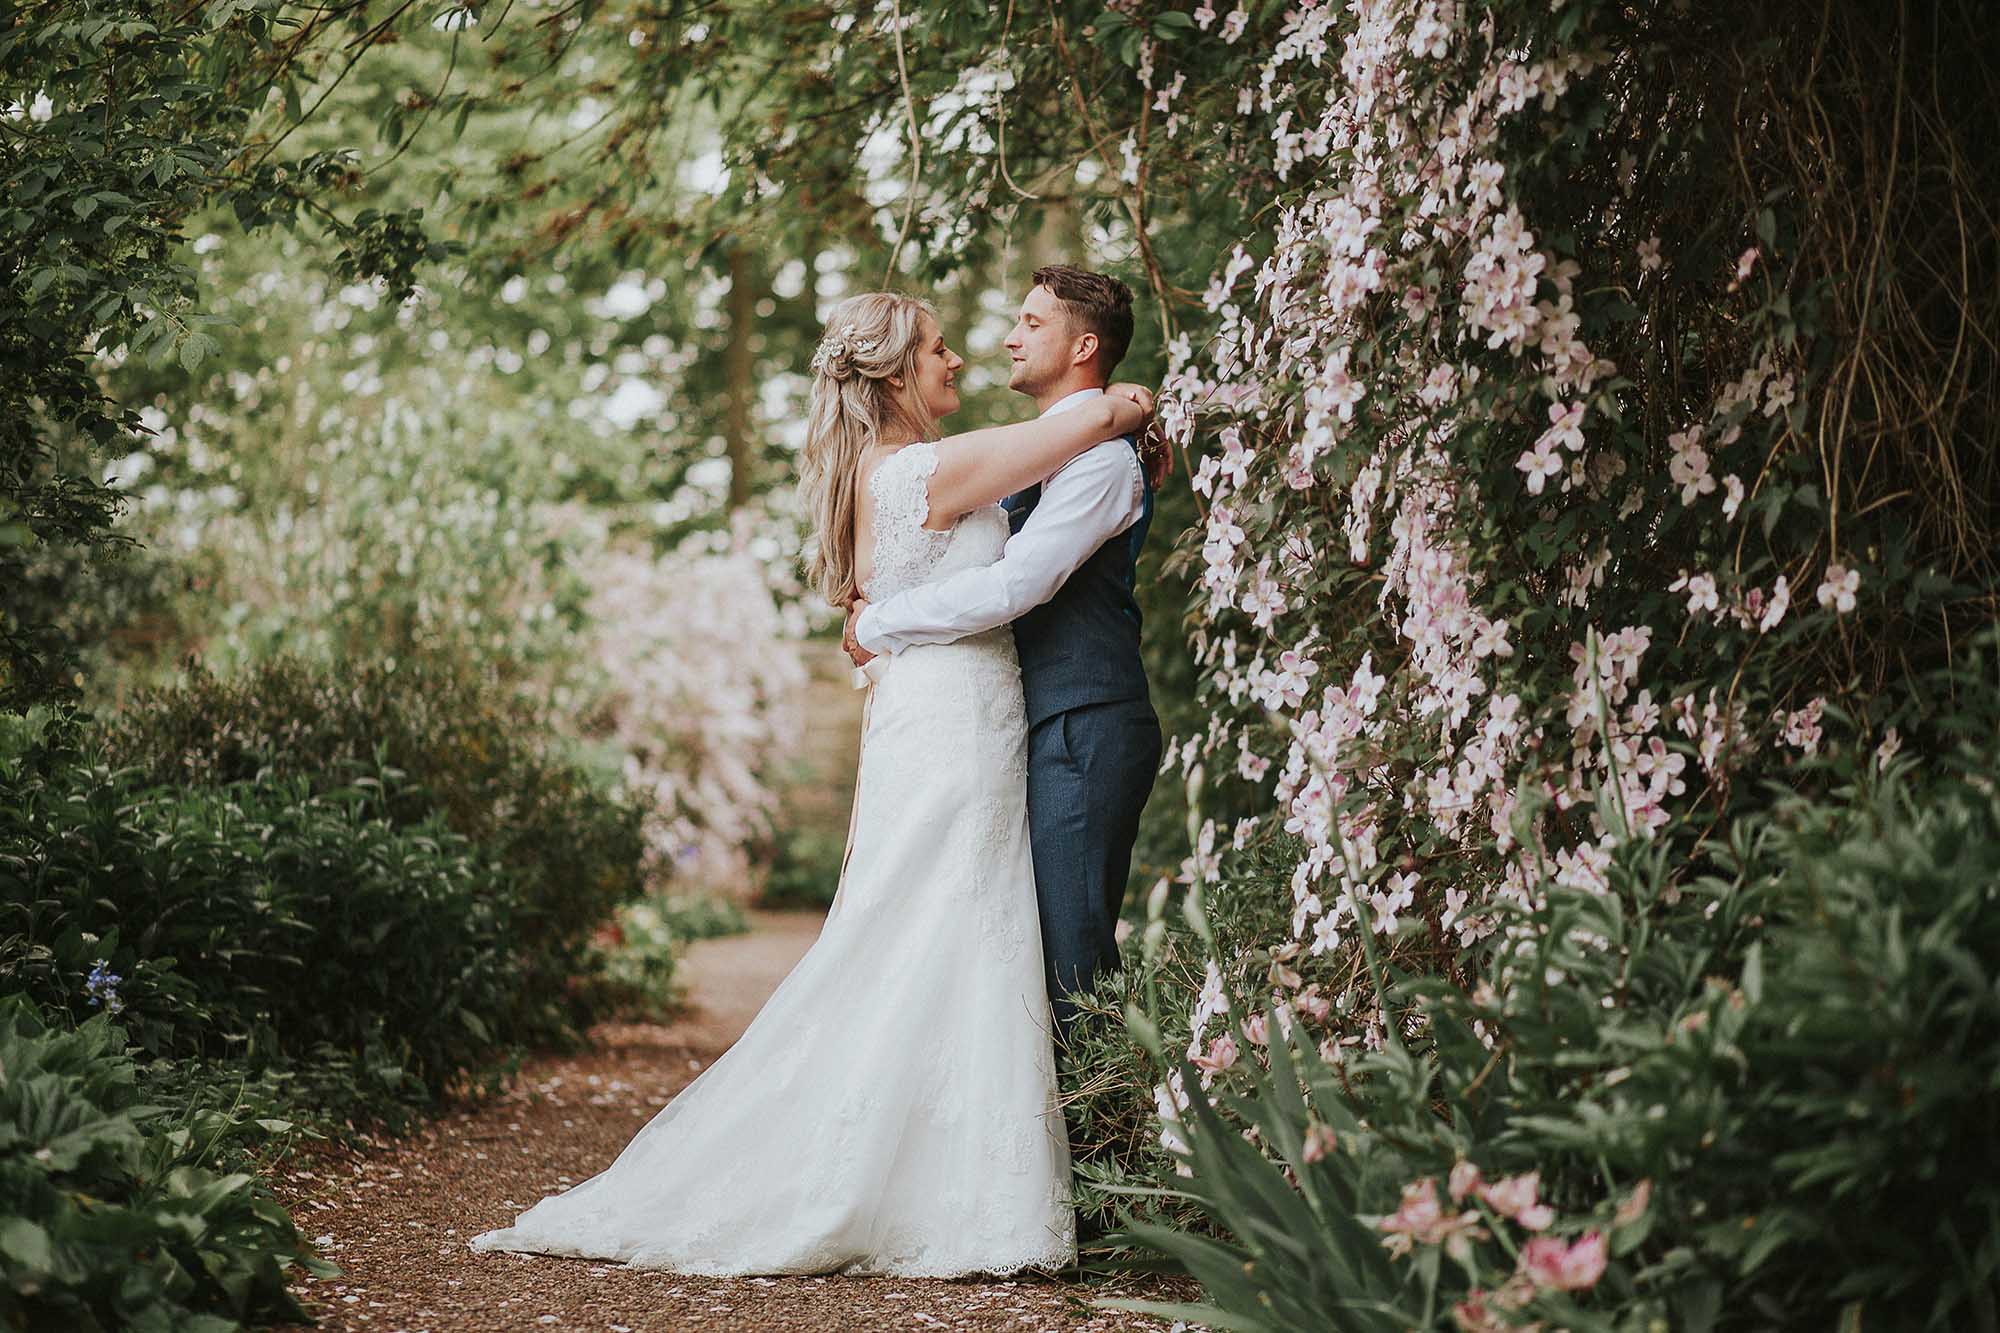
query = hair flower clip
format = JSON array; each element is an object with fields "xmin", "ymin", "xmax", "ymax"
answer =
[{"xmin": 811, "ymin": 323, "xmax": 879, "ymax": 379}]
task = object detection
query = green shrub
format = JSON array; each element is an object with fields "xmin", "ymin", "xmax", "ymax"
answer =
[
  {"xmin": 1, "ymin": 738, "xmax": 529, "ymax": 1108},
  {"xmin": 100, "ymin": 653, "xmax": 648, "ymax": 1041},
  {"xmin": 1062, "ymin": 968, "xmax": 1208, "ymax": 1246},
  {"xmin": 0, "ymin": 998, "xmax": 336, "ymax": 1331},
  {"xmin": 1108, "ymin": 683, "xmax": 2000, "ymax": 1331},
  {"xmin": 656, "ymin": 893, "xmax": 752, "ymax": 942},
  {"xmin": 1062, "ymin": 835, "xmax": 1323, "ymax": 1243},
  {"xmin": 578, "ymin": 896, "xmax": 683, "ymax": 1021},
  {"xmin": 578, "ymin": 893, "xmax": 749, "ymax": 1021},
  {"xmin": 757, "ymin": 826, "xmax": 847, "ymax": 909}
]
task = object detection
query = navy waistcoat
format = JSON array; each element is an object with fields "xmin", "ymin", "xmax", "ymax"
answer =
[{"xmin": 1003, "ymin": 443, "xmax": 1155, "ymax": 727}]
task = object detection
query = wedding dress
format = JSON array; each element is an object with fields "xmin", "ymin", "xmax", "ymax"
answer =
[{"xmin": 470, "ymin": 439, "xmax": 1075, "ymax": 1277}]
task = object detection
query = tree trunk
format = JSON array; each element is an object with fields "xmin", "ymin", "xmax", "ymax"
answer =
[
  {"xmin": 723, "ymin": 247, "xmax": 759, "ymax": 511},
  {"xmin": 1023, "ymin": 162, "xmax": 1083, "ymax": 277}
]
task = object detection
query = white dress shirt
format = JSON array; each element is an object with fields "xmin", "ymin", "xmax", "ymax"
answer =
[{"xmin": 853, "ymin": 387, "xmax": 1147, "ymax": 656}]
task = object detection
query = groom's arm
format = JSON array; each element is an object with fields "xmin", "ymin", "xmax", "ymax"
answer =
[{"xmin": 853, "ymin": 441, "xmax": 1145, "ymax": 656}]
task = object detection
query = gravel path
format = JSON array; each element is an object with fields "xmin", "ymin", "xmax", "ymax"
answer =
[{"xmin": 273, "ymin": 911, "xmax": 1194, "ymax": 1332}]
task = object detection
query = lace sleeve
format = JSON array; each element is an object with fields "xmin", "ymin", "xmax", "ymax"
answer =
[{"xmin": 864, "ymin": 441, "xmax": 951, "ymax": 601}]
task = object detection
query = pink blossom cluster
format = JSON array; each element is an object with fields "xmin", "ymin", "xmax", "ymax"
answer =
[{"xmin": 584, "ymin": 532, "xmax": 806, "ymax": 893}]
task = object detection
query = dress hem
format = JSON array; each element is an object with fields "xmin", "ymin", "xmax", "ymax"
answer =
[{"xmin": 468, "ymin": 1230, "xmax": 1078, "ymax": 1280}]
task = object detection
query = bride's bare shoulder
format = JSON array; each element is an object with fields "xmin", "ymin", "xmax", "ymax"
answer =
[
  {"xmin": 863, "ymin": 438, "xmax": 937, "ymax": 480},
  {"xmin": 856, "ymin": 439, "xmax": 908, "ymax": 485}
]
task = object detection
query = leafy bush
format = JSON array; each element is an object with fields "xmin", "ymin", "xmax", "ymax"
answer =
[
  {"xmin": 579, "ymin": 898, "xmax": 683, "ymax": 1021},
  {"xmin": 757, "ymin": 825, "xmax": 848, "ymax": 910},
  {"xmin": 1061, "ymin": 945, "xmax": 1225, "ymax": 1245},
  {"xmin": 1110, "ymin": 674, "xmax": 2000, "ymax": 1331},
  {"xmin": 1064, "ymin": 830, "xmax": 1342, "ymax": 1242},
  {"xmin": 100, "ymin": 653, "xmax": 648, "ymax": 1041},
  {"xmin": 2, "ymin": 721, "xmax": 530, "ymax": 1108},
  {"xmin": 114, "ymin": 290, "xmax": 809, "ymax": 893},
  {"xmin": 578, "ymin": 893, "xmax": 748, "ymax": 1020},
  {"xmin": 0, "ymin": 997, "xmax": 335, "ymax": 1331},
  {"xmin": 656, "ymin": 893, "xmax": 752, "ymax": 942}
]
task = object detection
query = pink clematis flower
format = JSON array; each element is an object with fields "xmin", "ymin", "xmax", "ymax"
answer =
[
  {"xmin": 1731, "ymin": 246, "xmax": 1760, "ymax": 288},
  {"xmin": 1472, "ymin": 616, "xmax": 1513, "ymax": 658},
  {"xmin": 1815, "ymin": 563, "xmax": 1860, "ymax": 613},
  {"xmin": 1540, "ymin": 399, "xmax": 1586, "ymax": 453},
  {"xmin": 1517, "ymin": 440, "xmax": 1563, "ymax": 494},
  {"xmin": 1758, "ymin": 575, "xmax": 1791, "ymax": 633}
]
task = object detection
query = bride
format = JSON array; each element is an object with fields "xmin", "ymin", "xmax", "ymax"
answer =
[{"xmin": 469, "ymin": 291, "xmax": 1154, "ymax": 1277}]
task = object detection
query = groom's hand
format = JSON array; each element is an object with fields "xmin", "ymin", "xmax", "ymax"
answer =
[{"xmin": 842, "ymin": 599, "xmax": 876, "ymax": 668}]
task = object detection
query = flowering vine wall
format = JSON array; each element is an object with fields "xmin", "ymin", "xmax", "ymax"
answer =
[
  {"xmin": 1046, "ymin": 0, "xmax": 2000, "ymax": 1321},
  {"xmin": 1074, "ymin": 0, "xmax": 1998, "ymax": 1275}
]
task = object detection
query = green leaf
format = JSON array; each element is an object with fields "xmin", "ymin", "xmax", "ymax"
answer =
[
  {"xmin": 0, "ymin": 1218, "xmax": 53, "ymax": 1272},
  {"xmin": 1121, "ymin": 1001, "xmax": 1163, "ymax": 1061},
  {"xmin": 1097, "ymin": 1296, "xmax": 1273, "ymax": 1332}
]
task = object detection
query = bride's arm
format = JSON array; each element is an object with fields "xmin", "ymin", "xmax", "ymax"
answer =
[{"xmin": 920, "ymin": 385, "xmax": 1152, "ymax": 528}]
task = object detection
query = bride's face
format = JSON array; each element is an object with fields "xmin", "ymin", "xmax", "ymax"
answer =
[{"xmin": 905, "ymin": 314, "xmax": 965, "ymax": 423}]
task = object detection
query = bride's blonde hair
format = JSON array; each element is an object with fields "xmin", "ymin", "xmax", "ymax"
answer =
[{"xmin": 798, "ymin": 292, "xmax": 940, "ymax": 608}]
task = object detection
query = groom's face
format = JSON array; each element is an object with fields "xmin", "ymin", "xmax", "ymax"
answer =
[{"xmin": 1004, "ymin": 285, "xmax": 1081, "ymax": 397}]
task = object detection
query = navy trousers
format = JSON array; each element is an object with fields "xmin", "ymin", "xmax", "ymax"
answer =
[{"xmin": 1025, "ymin": 698, "xmax": 1162, "ymax": 1039}]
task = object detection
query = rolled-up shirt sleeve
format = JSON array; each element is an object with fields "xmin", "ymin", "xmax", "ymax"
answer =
[{"xmin": 854, "ymin": 440, "xmax": 1145, "ymax": 655}]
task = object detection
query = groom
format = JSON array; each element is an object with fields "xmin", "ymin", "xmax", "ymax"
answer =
[{"xmin": 844, "ymin": 265, "xmax": 1164, "ymax": 1040}]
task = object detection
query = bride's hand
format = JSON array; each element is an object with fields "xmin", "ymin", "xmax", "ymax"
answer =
[
  {"xmin": 1104, "ymin": 382, "xmax": 1155, "ymax": 433},
  {"xmin": 842, "ymin": 599, "xmax": 875, "ymax": 668}
]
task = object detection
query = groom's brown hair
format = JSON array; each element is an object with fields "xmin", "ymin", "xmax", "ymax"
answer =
[{"xmin": 1031, "ymin": 265, "xmax": 1134, "ymax": 379}]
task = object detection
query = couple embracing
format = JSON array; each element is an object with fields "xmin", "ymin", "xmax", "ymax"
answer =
[{"xmin": 472, "ymin": 266, "xmax": 1164, "ymax": 1278}]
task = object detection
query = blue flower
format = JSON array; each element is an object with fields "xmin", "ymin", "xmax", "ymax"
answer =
[{"xmin": 83, "ymin": 959, "xmax": 125, "ymax": 1016}]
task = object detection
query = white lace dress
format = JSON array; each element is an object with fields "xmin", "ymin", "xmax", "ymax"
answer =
[{"xmin": 469, "ymin": 440, "xmax": 1075, "ymax": 1277}]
